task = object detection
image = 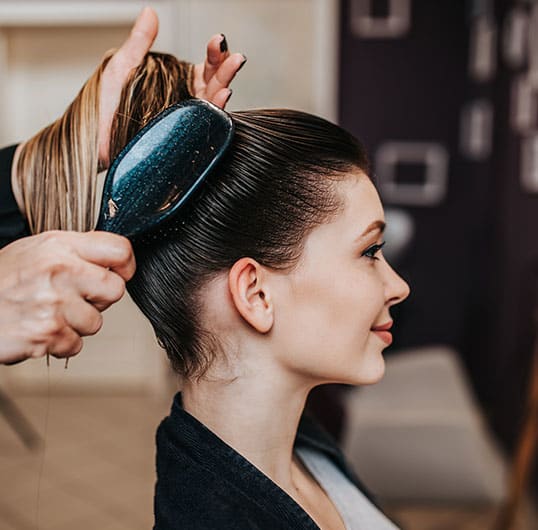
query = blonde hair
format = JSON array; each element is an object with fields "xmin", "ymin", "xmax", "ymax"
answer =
[{"xmin": 16, "ymin": 52, "xmax": 194, "ymax": 234}]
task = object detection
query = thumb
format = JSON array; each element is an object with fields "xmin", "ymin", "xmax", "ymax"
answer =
[{"xmin": 119, "ymin": 6, "xmax": 159, "ymax": 67}]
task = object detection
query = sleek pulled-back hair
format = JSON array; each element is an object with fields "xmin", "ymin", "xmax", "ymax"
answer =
[
  {"xmin": 126, "ymin": 109, "xmax": 369, "ymax": 378},
  {"xmin": 16, "ymin": 48, "xmax": 369, "ymax": 378}
]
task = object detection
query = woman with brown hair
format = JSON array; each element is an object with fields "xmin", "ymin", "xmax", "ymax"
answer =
[
  {"xmin": 15, "ymin": 45, "xmax": 408, "ymax": 529},
  {"xmin": 129, "ymin": 107, "xmax": 409, "ymax": 530}
]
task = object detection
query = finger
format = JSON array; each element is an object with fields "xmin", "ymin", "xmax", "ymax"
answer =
[
  {"xmin": 211, "ymin": 88, "xmax": 233, "ymax": 110},
  {"xmin": 70, "ymin": 263, "xmax": 126, "ymax": 311},
  {"xmin": 63, "ymin": 295, "xmax": 104, "ymax": 336},
  {"xmin": 46, "ymin": 328, "xmax": 83, "ymax": 359},
  {"xmin": 56, "ymin": 231, "xmax": 136, "ymax": 281},
  {"xmin": 203, "ymin": 33, "xmax": 230, "ymax": 84},
  {"xmin": 114, "ymin": 6, "xmax": 158, "ymax": 70},
  {"xmin": 4, "ymin": 357, "xmax": 27, "ymax": 366},
  {"xmin": 205, "ymin": 53, "xmax": 246, "ymax": 102},
  {"xmin": 98, "ymin": 8, "xmax": 159, "ymax": 166}
]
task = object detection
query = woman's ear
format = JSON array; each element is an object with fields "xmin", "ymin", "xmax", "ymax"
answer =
[{"xmin": 228, "ymin": 258, "xmax": 274, "ymax": 333}]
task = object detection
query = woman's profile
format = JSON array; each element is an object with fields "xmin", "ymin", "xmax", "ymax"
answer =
[{"xmin": 19, "ymin": 52, "xmax": 410, "ymax": 530}]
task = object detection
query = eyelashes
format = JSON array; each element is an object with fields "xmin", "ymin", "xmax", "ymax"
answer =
[{"xmin": 361, "ymin": 241, "xmax": 386, "ymax": 261}]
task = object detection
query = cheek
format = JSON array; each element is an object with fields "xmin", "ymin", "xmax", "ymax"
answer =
[
  {"xmin": 324, "ymin": 272, "xmax": 383, "ymax": 347},
  {"xmin": 276, "ymin": 267, "xmax": 384, "ymax": 361}
]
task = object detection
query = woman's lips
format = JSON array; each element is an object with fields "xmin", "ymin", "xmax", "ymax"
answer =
[
  {"xmin": 371, "ymin": 330, "xmax": 393, "ymax": 345},
  {"xmin": 371, "ymin": 321, "xmax": 393, "ymax": 345}
]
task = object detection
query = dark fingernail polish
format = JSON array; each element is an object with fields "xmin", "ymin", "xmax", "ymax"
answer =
[
  {"xmin": 238, "ymin": 55, "xmax": 247, "ymax": 72},
  {"xmin": 225, "ymin": 90, "xmax": 233, "ymax": 104},
  {"xmin": 220, "ymin": 34, "xmax": 228, "ymax": 53}
]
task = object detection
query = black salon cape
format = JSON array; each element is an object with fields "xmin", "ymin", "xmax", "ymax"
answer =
[
  {"xmin": 155, "ymin": 392, "xmax": 383, "ymax": 530},
  {"xmin": 0, "ymin": 145, "xmax": 29, "ymax": 249}
]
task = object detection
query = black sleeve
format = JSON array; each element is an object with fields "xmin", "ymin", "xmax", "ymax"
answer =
[{"xmin": 0, "ymin": 145, "xmax": 30, "ymax": 249}]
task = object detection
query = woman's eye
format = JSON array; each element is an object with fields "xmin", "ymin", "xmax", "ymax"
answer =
[{"xmin": 362, "ymin": 241, "xmax": 386, "ymax": 261}]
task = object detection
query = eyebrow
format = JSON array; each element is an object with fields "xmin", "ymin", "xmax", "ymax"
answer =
[{"xmin": 356, "ymin": 220, "xmax": 386, "ymax": 241}]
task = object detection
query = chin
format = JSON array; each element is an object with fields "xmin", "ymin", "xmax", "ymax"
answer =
[
  {"xmin": 347, "ymin": 350, "xmax": 386, "ymax": 386},
  {"xmin": 299, "ymin": 346, "xmax": 387, "ymax": 386}
]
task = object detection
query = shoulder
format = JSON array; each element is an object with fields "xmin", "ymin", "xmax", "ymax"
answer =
[{"xmin": 153, "ymin": 394, "xmax": 294, "ymax": 530}]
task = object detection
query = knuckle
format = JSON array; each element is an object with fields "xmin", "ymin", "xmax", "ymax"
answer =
[
  {"xmin": 29, "ymin": 344, "xmax": 48, "ymax": 360},
  {"xmin": 85, "ymin": 312, "xmax": 103, "ymax": 336},
  {"xmin": 70, "ymin": 337, "xmax": 84, "ymax": 355},
  {"xmin": 34, "ymin": 253, "xmax": 54, "ymax": 273},
  {"xmin": 114, "ymin": 237, "xmax": 133, "ymax": 264},
  {"xmin": 36, "ymin": 286, "xmax": 62, "ymax": 307},
  {"xmin": 51, "ymin": 333, "xmax": 82, "ymax": 357},
  {"xmin": 38, "ymin": 231, "xmax": 73, "ymax": 255},
  {"xmin": 40, "ymin": 315, "xmax": 64, "ymax": 337},
  {"xmin": 96, "ymin": 266, "xmax": 111, "ymax": 284},
  {"xmin": 108, "ymin": 274, "xmax": 126, "ymax": 302},
  {"xmin": 37, "ymin": 254, "xmax": 70, "ymax": 278},
  {"xmin": 39, "ymin": 230, "xmax": 62, "ymax": 245}
]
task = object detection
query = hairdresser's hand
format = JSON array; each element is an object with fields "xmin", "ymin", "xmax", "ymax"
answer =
[
  {"xmin": 0, "ymin": 231, "xmax": 135, "ymax": 365},
  {"xmin": 192, "ymin": 34, "xmax": 246, "ymax": 109},
  {"xmin": 98, "ymin": 6, "xmax": 159, "ymax": 166},
  {"xmin": 98, "ymin": 6, "xmax": 245, "ymax": 166}
]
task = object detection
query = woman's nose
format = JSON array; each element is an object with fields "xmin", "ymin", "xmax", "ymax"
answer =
[{"xmin": 384, "ymin": 261, "xmax": 410, "ymax": 306}]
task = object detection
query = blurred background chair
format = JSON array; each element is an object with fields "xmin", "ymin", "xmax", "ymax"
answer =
[{"xmin": 342, "ymin": 345, "xmax": 508, "ymax": 503}]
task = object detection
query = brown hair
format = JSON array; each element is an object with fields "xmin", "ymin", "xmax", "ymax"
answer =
[
  {"xmin": 16, "ymin": 51, "xmax": 370, "ymax": 379},
  {"xmin": 126, "ymin": 109, "xmax": 369, "ymax": 378}
]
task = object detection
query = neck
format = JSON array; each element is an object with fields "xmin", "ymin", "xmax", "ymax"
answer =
[{"xmin": 182, "ymin": 364, "xmax": 312, "ymax": 491}]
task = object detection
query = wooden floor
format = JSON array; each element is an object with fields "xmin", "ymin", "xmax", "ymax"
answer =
[{"xmin": 0, "ymin": 392, "xmax": 536, "ymax": 530}]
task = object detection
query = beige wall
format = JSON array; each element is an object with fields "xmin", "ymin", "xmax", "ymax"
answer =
[
  {"xmin": 1, "ymin": 25, "xmax": 131, "ymax": 145},
  {"xmin": 0, "ymin": 0, "xmax": 338, "ymax": 392}
]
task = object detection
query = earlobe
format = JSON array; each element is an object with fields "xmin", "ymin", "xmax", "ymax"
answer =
[{"xmin": 228, "ymin": 258, "xmax": 274, "ymax": 333}]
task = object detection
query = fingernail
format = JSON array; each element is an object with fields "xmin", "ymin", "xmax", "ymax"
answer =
[
  {"xmin": 237, "ymin": 55, "xmax": 247, "ymax": 72},
  {"xmin": 220, "ymin": 34, "xmax": 228, "ymax": 53},
  {"xmin": 225, "ymin": 89, "xmax": 233, "ymax": 104}
]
